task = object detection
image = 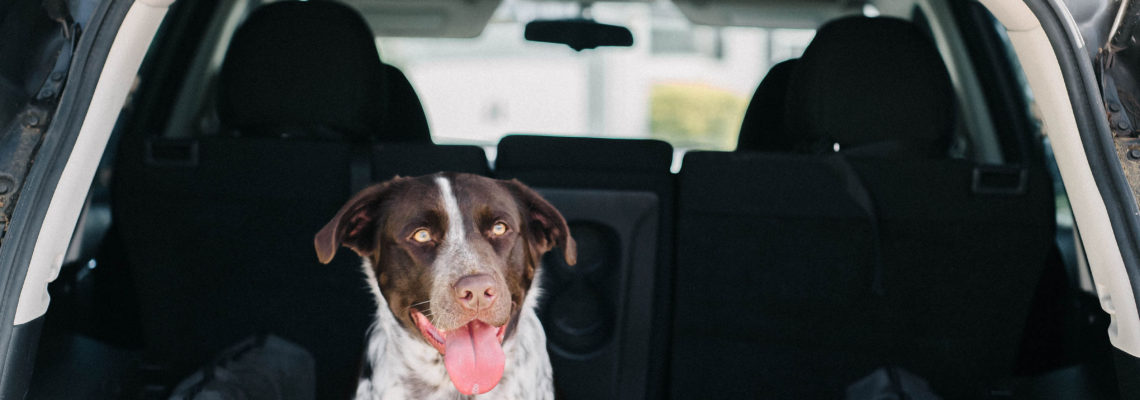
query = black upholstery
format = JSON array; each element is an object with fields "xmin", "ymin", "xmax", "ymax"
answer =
[
  {"xmin": 674, "ymin": 152, "xmax": 887, "ymax": 398},
  {"xmin": 849, "ymin": 157, "xmax": 1053, "ymax": 397},
  {"xmin": 113, "ymin": 2, "xmax": 487, "ymax": 399},
  {"xmin": 673, "ymin": 16, "xmax": 1054, "ymax": 399},
  {"xmin": 736, "ymin": 58, "xmax": 799, "ymax": 152},
  {"xmin": 115, "ymin": 139, "xmax": 374, "ymax": 400},
  {"xmin": 372, "ymin": 143, "xmax": 488, "ymax": 180},
  {"xmin": 785, "ymin": 16, "xmax": 955, "ymax": 157},
  {"xmin": 380, "ymin": 64, "xmax": 432, "ymax": 143},
  {"xmin": 218, "ymin": 1, "xmax": 385, "ymax": 141},
  {"xmin": 496, "ymin": 135, "xmax": 672, "ymax": 173},
  {"xmin": 495, "ymin": 135, "xmax": 675, "ymax": 400},
  {"xmin": 796, "ymin": 18, "xmax": 1051, "ymax": 396}
]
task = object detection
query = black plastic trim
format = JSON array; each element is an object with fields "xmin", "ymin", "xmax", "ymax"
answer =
[
  {"xmin": 1117, "ymin": 347, "xmax": 1140, "ymax": 400},
  {"xmin": 534, "ymin": 188, "xmax": 659, "ymax": 400},
  {"xmin": 0, "ymin": 0, "xmax": 132, "ymax": 394},
  {"xmin": 0, "ymin": 317, "xmax": 44, "ymax": 399},
  {"xmin": 972, "ymin": 165, "xmax": 1029, "ymax": 195},
  {"xmin": 144, "ymin": 138, "xmax": 199, "ymax": 167},
  {"xmin": 1025, "ymin": 0, "xmax": 1140, "ymax": 372}
]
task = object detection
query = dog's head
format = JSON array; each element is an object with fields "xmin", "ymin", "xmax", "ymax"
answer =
[{"xmin": 314, "ymin": 173, "xmax": 575, "ymax": 395}]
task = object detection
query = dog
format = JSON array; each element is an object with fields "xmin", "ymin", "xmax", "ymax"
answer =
[{"xmin": 315, "ymin": 172, "xmax": 576, "ymax": 399}]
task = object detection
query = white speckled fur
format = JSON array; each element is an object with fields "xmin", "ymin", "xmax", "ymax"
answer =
[
  {"xmin": 355, "ymin": 260, "xmax": 552, "ymax": 400},
  {"xmin": 354, "ymin": 176, "xmax": 554, "ymax": 400}
]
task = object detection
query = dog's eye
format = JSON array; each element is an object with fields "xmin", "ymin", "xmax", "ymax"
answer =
[
  {"xmin": 490, "ymin": 222, "xmax": 509, "ymax": 236},
  {"xmin": 411, "ymin": 229, "xmax": 432, "ymax": 243}
]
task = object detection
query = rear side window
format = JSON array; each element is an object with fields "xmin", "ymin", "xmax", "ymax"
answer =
[{"xmin": 952, "ymin": 0, "xmax": 1041, "ymax": 165}]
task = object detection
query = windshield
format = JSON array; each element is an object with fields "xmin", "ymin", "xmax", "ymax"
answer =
[{"xmin": 377, "ymin": 0, "xmax": 815, "ymax": 151}]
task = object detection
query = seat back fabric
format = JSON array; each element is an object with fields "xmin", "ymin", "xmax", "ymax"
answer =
[
  {"xmin": 118, "ymin": 3, "xmax": 389, "ymax": 399},
  {"xmin": 672, "ymin": 16, "xmax": 1055, "ymax": 398},
  {"xmin": 495, "ymin": 135, "xmax": 674, "ymax": 400}
]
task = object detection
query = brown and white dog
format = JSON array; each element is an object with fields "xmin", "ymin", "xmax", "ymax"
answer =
[{"xmin": 315, "ymin": 173, "xmax": 576, "ymax": 399}]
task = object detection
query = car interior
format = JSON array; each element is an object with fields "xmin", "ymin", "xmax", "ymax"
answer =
[{"xmin": 21, "ymin": 0, "xmax": 1122, "ymax": 398}]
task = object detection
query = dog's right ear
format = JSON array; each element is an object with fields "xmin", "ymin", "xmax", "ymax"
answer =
[{"xmin": 314, "ymin": 179, "xmax": 400, "ymax": 264}]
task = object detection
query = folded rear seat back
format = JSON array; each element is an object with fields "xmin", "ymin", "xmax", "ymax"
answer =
[
  {"xmin": 116, "ymin": 137, "xmax": 371, "ymax": 397},
  {"xmin": 846, "ymin": 157, "xmax": 1053, "ymax": 395},
  {"xmin": 674, "ymin": 151, "xmax": 887, "ymax": 399},
  {"xmin": 117, "ymin": 133, "xmax": 374, "ymax": 400},
  {"xmin": 494, "ymin": 135, "xmax": 674, "ymax": 400}
]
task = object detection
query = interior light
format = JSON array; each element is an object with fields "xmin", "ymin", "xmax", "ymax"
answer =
[{"xmin": 863, "ymin": 4, "xmax": 881, "ymax": 17}]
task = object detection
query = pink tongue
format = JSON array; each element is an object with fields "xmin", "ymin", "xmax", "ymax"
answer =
[{"xmin": 443, "ymin": 320, "xmax": 505, "ymax": 395}]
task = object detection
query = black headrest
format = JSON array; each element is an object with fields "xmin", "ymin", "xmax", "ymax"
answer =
[
  {"xmin": 496, "ymin": 135, "xmax": 673, "ymax": 173},
  {"xmin": 218, "ymin": 1, "xmax": 385, "ymax": 141},
  {"xmin": 785, "ymin": 16, "xmax": 954, "ymax": 156},
  {"xmin": 736, "ymin": 58, "xmax": 799, "ymax": 152},
  {"xmin": 380, "ymin": 64, "xmax": 431, "ymax": 143}
]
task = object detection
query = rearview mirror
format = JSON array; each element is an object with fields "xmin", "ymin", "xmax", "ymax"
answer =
[{"xmin": 524, "ymin": 19, "xmax": 633, "ymax": 51}]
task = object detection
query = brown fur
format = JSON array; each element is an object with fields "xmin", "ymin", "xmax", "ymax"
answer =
[{"xmin": 315, "ymin": 173, "xmax": 576, "ymax": 344}]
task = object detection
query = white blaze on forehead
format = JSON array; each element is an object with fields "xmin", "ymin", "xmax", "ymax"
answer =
[
  {"xmin": 435, "ymin": 176, "xmax": 481, "ymax": 279},
  {"xmin": 432, "ymin": 175, "xmax": 483, "ymax": 329},
  {"xmin": 435, "ymin": 176, "xmax": 466, "ymax": 245}
]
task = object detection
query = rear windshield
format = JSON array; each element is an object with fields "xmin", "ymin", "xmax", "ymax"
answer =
[{"xmin": 377, "ymin": 0, "xmax": 815, "ymax": 151}]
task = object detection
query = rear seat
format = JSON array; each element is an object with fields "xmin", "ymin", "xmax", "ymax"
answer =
[
  {"xmin": 783, "ymin": 17, "xmax": 1055, "ymax": 397},
  {"xmin": 673, "ymin": 16, "xmax": 1053, "ymax": 398},
  {"xmin": 112, "ymin": 2, "xmax": 486, "ymax": 399},
  {"xmin": 494, "ymin": 135, "xmax": 674, "ymax": 400}
]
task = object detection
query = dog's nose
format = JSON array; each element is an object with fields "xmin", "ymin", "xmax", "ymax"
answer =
[{"xmin": 454, "ymin": 274, "xmax": 497, "ymax": 312}]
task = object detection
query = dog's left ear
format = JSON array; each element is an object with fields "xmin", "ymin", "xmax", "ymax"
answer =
[
  {"xmin": 501, "ymin": 179, "xmax": 577, "ymax": 266},
  {"xmin": 314, "ymin": 178, "xmax": 402, "ymax": 264}
]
